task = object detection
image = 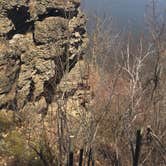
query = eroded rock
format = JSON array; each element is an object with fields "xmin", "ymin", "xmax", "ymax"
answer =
[{"xmin": 0, "ymin": 0, "xmax": 88, "ymax": 112}]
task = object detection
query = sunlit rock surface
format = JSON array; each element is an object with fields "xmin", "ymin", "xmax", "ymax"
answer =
[{"xmin": 0, "ymin": 0, "xmax": 88, "ymax": 112}]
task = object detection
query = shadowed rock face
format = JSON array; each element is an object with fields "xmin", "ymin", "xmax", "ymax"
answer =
[{"xmin": 0, "ymin": 0, "xmax": 88, "ymax": 112}]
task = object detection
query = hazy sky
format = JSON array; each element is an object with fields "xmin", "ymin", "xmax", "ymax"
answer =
[{"xmin": 82, "ymin": 0, "xmax": 166, "ymax": 32}]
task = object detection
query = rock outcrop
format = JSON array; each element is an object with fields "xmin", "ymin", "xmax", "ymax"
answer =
[{"xmin": 0, "ymin": 0, "xmax": 88, "ymax": 112}]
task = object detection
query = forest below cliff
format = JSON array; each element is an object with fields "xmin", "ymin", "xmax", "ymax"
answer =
[{"xmin": 0, "ymin": 0, "xmax": 166, "ymax": 166}]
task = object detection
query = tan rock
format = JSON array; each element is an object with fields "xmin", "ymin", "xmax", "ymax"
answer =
[{"xmin": 0, "ymin": 0, "xmax": 88, "ymax": 112}]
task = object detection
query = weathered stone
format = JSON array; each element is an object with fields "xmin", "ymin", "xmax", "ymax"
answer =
[
  {"xmin": 0, "ymin": 17, "xmax": 13, "ymax": 36},
  {"xmin": 55, "ymin": 60, "xmax": 91, "ymax": 115},
  {"xmin": 0, "ymin": 0, "xmax": 88, "ymax": 111},
  {"xmin": 34, "ymin": 17, "xmax": 68, "ymax": 44}
]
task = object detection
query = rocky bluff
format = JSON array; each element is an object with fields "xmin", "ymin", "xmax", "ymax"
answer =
[{"xmin": 0, "ymin": 0, "xmax": 88, "ymax": 112}]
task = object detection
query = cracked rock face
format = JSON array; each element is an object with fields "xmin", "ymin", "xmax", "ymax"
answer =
[{"xmin": 0, "ymin": 0, "xmax": 88, "ymax": 112}]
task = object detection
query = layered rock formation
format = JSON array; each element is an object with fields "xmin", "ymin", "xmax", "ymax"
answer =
[{"xmin": 0, "ymin": 0, "xmax": 88, "ymax": 112}]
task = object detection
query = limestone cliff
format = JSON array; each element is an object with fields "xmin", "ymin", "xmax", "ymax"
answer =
[{"xmin": 0, "ymin": 0, "xmax": 88, "ymax": 112}]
